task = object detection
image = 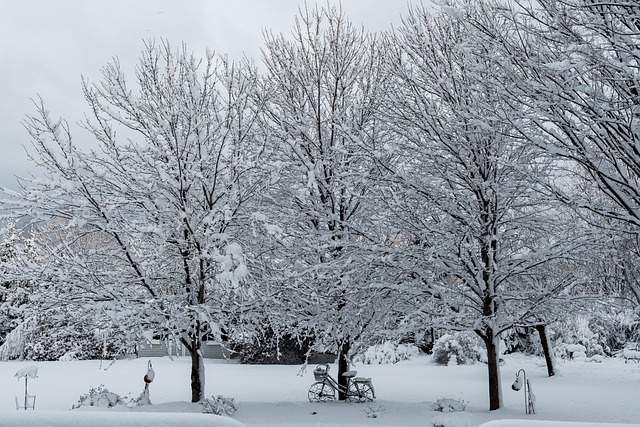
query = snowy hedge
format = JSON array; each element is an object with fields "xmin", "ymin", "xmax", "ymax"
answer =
[
  {"xmin": 432, "ymin": 332, "xmax": 483, "ymax": 365},
  {"xmin": 354, "ymin": 342, "xmax": 420, "ymax": 364}
]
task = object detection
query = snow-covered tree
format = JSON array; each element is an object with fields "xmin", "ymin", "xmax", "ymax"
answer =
[
  {"xmin": 460, "ymin": 0, "xmax": 640, "ymax": 310},
  {"xmin": 257, "ymin": 4, "xmax": 391, "ymax": 398},
  {"xmin": 10, "ymin": 41, "xmax": 263, "ymax": 402},
  {"xmin": 383, "ymin": 3, "xmax": 587, "ymax": 410},
  {"xmin": 478, "ymin": 0, "xmax": 640, "ymax": 230},
  {"xmin": 0, "ymin": 218, "xmax": 132, "ymax": 361},
  {"xmin": 0, "ymin": 222, "xmax": 30, "ymax": 348}
]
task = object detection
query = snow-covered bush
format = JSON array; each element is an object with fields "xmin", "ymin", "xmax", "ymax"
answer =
[
  {"xmin": 201, "ymin": 395, "xmax": 237, "ymax": 416},
  {"xmin": 354, "ymin": 342, "xmax": 420, "ymax": 364},
  {"xmin": 233, "ymin": 327, "xmax": 311, "ymax": 365},
  {"xmin": 588, "ymin": 310, "xmax": 640, "ymax": 355},
  {"xmin": 0, "ymin": 319, "xmax": 30, "ymax": 361},
  {"xmin": 71, "ymin": 385, "xmax": 124, "ymax": 409},
  {"xmin": 551, "ymin": 312, "xmax": 640, "ymax": 357},
  {"xmin": 363, "ymin": 405, "xmax": 385, "ymax": 418},
  {"xmin": 501, "ymin": 327, "xmax": 542, "ymax": 356},
  {"xmin": 427, "ymin": 397, "xmax": 467, "ymax": 412},
  {"xmin": 20, "ymin": 318, "xmax": 124, "ymax": 361},
  {"xmin": 432, "ymin": 332, "xmax": 482, "ymax": 365}
]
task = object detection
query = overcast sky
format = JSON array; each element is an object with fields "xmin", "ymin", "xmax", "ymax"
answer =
[{"xmin": 0, "ymin": 0, "xmax": 423, "ymax": 191}]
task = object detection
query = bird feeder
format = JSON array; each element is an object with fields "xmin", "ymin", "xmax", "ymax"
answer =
[{"xmin": 14, "ymin": 366, "xmax": 38, "ymax": 410}]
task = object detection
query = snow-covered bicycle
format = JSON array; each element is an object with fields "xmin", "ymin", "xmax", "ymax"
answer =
[{"xmin": 308, "ymin": 363, "xmax": 375, "ymax": 403}]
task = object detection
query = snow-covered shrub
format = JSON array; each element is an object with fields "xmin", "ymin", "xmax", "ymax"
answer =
[
  {"xmin": 432, "ymin": 332, "xmax": 482, "ymax": 365},
  {"xmin": 0, "ymin": 319, "xmax": 31, "ymax": 361},
  {"xmin": 501, "ymin": 327, "xmax": 542, "ymax": 356},
  {"xmin": 354, "ymin": 342, "xmax": 420, "ymax": 364},
  {"xmin": 21, "ymin": 319, "xmax": 124, "ymax": 361},
  {"xmin": 551, "ymin": 312, "xmax": 640, "ymax": 357},
  {"xmin": 565, "ymin": 343, "xmax": 587, "ymax": 359},
  {"xmin": 233, "ymin": 327, "xmax": 311, "ymax": 365},
  {"xmin": 588, "ymin": 310, "xmax": 640, "ymax": 355},
  {"xmin": 426, "ymin": 397, "xmax": 467, "ymax": 412},
  {"xmin": 71, "ymin": 385, "xmax": 124, "ymax": 409},
  {"xmin": 363, "ymin": 405, "xmax": 385, "ymax": 418},
  {"xmin": 201, "ymin": 395, "xmax": 237, "ymax": 415}
]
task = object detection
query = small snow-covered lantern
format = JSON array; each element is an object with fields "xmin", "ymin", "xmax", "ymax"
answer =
[{"xmin": 511, "ymin": 371, "xmax": 523, "ymax": 391}]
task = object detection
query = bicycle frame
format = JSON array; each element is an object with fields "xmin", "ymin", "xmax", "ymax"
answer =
[
  {"xmin": 308, "ymin": 363, "xmax": 375, "ymax": 403},
  {"xmin": 320, "ymin": 370, "xmax": 347, "ymax": 394}
]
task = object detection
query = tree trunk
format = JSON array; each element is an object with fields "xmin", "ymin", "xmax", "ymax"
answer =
[
  {"xmin": 182, "ymin": 321, "xmax": 206, "ymax": 403},
  {"xmin": 482, "ymin": 330, "xmax": 503, "ymax": 411},
  {"xmin": 535, "ymin": 324, "xmax": 555, "ymax": 377},
  {"xmin": 337, "ymin": 339, "xmax": 350, "ymax": 401},
  {"xmin": 189, "ymin": 336, "xmax": 205, "ymax": 403}
]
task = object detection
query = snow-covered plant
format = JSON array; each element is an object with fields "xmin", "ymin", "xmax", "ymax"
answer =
[
  {"xmin": 21, "ymin": 317, "xmax": 124, "ymax": 361},
  {"xmin": 0, "ymin": 222, "xmax": 34, "ymax": 349},
  {"xmin": 354, "ymin": 342, "xmax": 420, "ymax": 365},
  {"xmin": 71, "ymin": 385, "xmax": 124, "ymax": 409},
  {"xmin": 201, "ymin": 395, "xmax": 237, "ymax": 416},
  {"xmin": 501, "ymin": 327, "xmax": 542, "ymax": 356},
  {"xmin": 256, "ymin": 2, "xmax": 393, "ymax": 392},
  {"xmin": 488, "ymin": 1, "xmax": 640, "ymax": 238},
  {"xmin": 363, "ymin": 405, "xmax": 385, "ymax": 418},
  {"xmin": 232, "ymin": 326, "xmax": 311, "ymax": 365},
  {"xmin": 432, "ymin": 333, "xmax": 482, "ymax": 366},
  {"xmin": 14, "ymin": 40, "xmax": 264, "ymax": 402},
  {"xmin": 382, "ymin": 1, "xmax": 590, "ymax": 410},
  {"xmin": 588, "ymin": 311, "xmax": 640, "ymax": 354},
  {"xmin": 548, "ymin": 311, "xmax": 640, "ymax": 357},
  {"xmin": 0, "ymin": 319, "xmax": 31, "ymax": 361},
  {"xmin": 428, "ymin": 397, "xmax": 467, "ymax": 413}
]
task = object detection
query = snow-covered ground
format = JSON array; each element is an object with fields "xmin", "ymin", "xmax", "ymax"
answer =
[{"xmin": 1, "ymin": 353, "xmax": 639, "ymax": 427}]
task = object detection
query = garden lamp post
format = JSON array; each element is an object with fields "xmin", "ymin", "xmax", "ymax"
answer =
[
  {"xmin": 140, "ymin": 360, "xmax": 155, "ymax": 405},
  {"xmin": 512, "ymin": 368, "xmax": 535, "ymax": 414}
]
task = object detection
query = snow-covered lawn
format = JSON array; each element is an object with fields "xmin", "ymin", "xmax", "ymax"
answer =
[{"xmin": 1, "ymin": 353, "xmax": 639, "ymax": 427}]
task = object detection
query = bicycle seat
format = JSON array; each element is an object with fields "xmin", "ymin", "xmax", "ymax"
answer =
[{"xmin": 342, "ymin": 370, "xmax": 357, "ymax": 378}]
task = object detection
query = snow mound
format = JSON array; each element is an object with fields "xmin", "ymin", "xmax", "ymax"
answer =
[
  {"xmin": 479, "ymin": 421, "xmax": 640, "ymax": 427},
  {"xmin": 3, "ymin": 410, "xmax": 243, "ymax": 427}
]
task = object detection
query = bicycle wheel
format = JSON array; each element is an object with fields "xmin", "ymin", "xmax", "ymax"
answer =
[
  {"xmin": 308, "ymin": 381, "xmax": 336, "ymax": 402},
  {"xmin": 347, "ymin": 382, "xmax": 374, "ymax": 403}
]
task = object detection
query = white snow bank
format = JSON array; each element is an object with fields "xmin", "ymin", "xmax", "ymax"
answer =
[
  {"xmin": 480, "ymin": 421, "xmax": 639, "ymax": 427},
  {"xmin": 3, "ymin": 410, "xmax": 243, "ymax": 427}
]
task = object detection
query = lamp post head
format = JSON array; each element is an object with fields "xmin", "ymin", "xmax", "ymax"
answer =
[{"xmin": 512, "ymin": 371, "xmax": 523, "ymax": 391}]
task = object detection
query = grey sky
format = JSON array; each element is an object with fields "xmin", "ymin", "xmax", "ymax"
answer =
[{"xmin": 0, "ymin": 0, "xmax": 421, "ymax": 191}]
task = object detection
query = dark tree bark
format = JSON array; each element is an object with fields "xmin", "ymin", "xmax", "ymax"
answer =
[
  {"xmin": 536, "ymin": 324, "xmax": 555, "ymax": 377},
  {"xmin": 337, "ymin": 339, "xmax": 351, "ymax": 401},
  {"xmin": 479, "ymin": 329, "xmax": 502, "ymax": 411},
  {"xmin": 181, "ymin": 320, "xmax": 205, "ymax": 403}
]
